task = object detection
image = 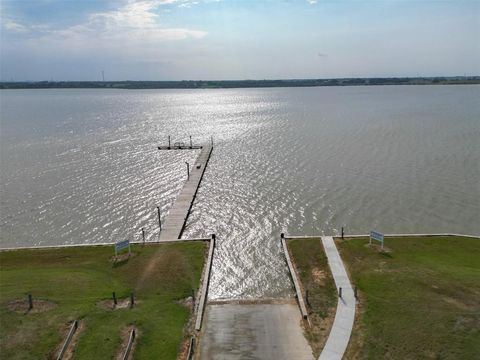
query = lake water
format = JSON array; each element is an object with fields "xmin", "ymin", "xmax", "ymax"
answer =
[{"xmin": 1, "ymin": 86, "xmax": 479, "ymax": 299}]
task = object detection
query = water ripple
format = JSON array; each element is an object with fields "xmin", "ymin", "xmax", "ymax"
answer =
[{"xmin": 1, "ymin": 86, "xmax": 479, "ymax": 298}]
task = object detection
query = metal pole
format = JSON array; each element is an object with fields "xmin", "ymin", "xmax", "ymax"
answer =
[
  {"xmin": 157, "ymin": 206, "xmax": 162, "ymax": 231},
  {"xmin": 339, "ymin": 287, "xmax": 342, "ymax": 298},
  {"xmin": 189, "ymin": 135, "xmax": 192, "ymax": 148},
  {"xmin": 185, "ymin": 162, "xmax": 190, "ymax": 180},
  {"xmin": 113, "ymin": 292, "xmax": 117, "ymax": 306},
  {"xmin": 341, "ymin": 226, "xmax": 344, "ymax": 239},
  {"xmin": 142, "ymin": 228, "xmax": 145, "ymax": 243},
  {"xmin": 168, "ymin": 135, "xmax": 171, "ymax": 149},
  {"xmin": 130, "ymin": 292, "xmax": 134, "ymax": 308},
  {"xmin": 211, "ymin": 136, "xmax": 213, "ymax": 147}
]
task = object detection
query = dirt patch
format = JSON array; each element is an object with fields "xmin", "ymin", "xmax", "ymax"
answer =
[
  {"xmin": 311, "ymin": 267, "xmax": 326, "ymax": 285},
  {"xmin": 97, "ymin": 297, "xmax": 140, "ymax": 310},
  {"xmin": 51, "ymin": 320, "xmax": 85, "ymax": 360},
  {"xmin": 177, "ymin": 336, "xmax": 192, "ymax": 360},
  {"xmin": 301, "ymin": 304, "xmax": 336, "ymax": 357},
  {"xmin": 7, "ymin": 298, "xmax": 56, "ymax": 314},
  {"xmin": 115, "ymin": 325, "xmax": 139, "ymax": 360},
  {"xmin": 364, "ymin": 243, "xmax": 392, "ymax": 253},
  {"xmin": 110, "ymin": 252, "xmax": 136, "ymax": 263},
  {"xmin": 443, "ymin": 296, "xmax": 473, "ymax": 311},
  {"xmin": 176, "ymin": 296, "xmax": 194, "ymax": 311}
]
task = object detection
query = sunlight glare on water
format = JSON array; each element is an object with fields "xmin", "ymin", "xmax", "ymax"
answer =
[{"xmin": 1, "ymin": 86, "xmax": 479, "ymax": 299}]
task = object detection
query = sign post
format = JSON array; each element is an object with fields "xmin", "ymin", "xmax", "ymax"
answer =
[
  {"xmin": 115, "ymin": 239, "xmax": 131, "ymax": 257},
  {"xmin": 369, "ymin": 231, "xmax": 384, "ymax": 250}
]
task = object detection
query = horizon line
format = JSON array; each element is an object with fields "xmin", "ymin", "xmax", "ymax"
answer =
[{"xmin": 2, "ymin": 75, "xmax": 480, "ymax": 83}]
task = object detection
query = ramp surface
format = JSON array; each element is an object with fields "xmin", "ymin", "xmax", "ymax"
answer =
[{"xmin": 199, "ymin": 303, "xmax": 314, "ymax": 360}]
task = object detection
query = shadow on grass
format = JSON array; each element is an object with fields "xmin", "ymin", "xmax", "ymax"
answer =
[
  {"xmin": 112, "ymin": 258, "xmax": 131, "ymax": 268},
  {"xmin": 380, "ymin": 252, "xmax": 393, "ymax": 259}
]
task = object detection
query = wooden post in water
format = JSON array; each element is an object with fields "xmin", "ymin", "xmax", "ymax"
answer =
[
  {"xmin": 341, "ymin": 226, "xmax": 344, "ymax": 239},
  {"xmin": 157, "ymin": 206, "xmax": 162, "ymax": 231},
  {"xmin": 185, "ymin": 162, "xmax": 190, "ymax": 180},
  {"xmin": 189, "ymin": 135, "xmax": 193, "ymax": 148},
  {"xmin": 141, "ymin": 228, "xmax": 145, "ymax": 244},
  {"xmin": 168, "ymin": 135, "xmax": 171, "ymax": 149}
]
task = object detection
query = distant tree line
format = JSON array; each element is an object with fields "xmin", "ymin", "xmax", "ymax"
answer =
[{"xmin": 1, "ymin": 77, "xmax": 479, "ymax": 89}]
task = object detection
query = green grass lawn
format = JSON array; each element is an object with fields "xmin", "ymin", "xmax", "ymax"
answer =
[
  {"xmin": 287, "ymin": 238, "xmax": 337, "ymax": 358},
  {"xmin": 0, "ymin": 242, "xmax": 206, "ymax": 359},
  {"xmin": 338, "ymin": 236, "xmax": 480, "ymax": 359}
]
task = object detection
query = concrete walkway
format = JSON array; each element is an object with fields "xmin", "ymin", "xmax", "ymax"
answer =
[
  {"xmin": 199, "ymin": 302, "xmax": 314, "ymax": 360},
  {"xmin": 319, "ymin": 236, "xmax": 355, "ymax": 360}
]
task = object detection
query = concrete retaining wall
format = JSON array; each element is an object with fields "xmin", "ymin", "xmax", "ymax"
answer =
[
  {"xmin": 281, "ymin": 234, "xmax": 309, "ymax": 321},
  {"xmin": 195, "ymin": 235, "xmax": 215, "ymax": 331}
]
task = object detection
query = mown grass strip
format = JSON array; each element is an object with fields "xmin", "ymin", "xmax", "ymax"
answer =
[
  {"xmin": 0, "ymin": 242, "xmax": 206, "ymax": 359},
  {"xmin": 338, "ymin": 236, "xmax": 480, "ymax": 359},
  {"xmin": 287, "ymin": 238, "xmax": 337, "ymax": 358}
]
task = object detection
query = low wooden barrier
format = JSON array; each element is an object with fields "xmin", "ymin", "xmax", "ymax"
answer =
[
  {"xmin": 122, "ymin": 329, "xmax": 136, "ymax": 360},
  {"xmin": 56, "ymin": 320, "xmax": 78, "ymax": 360}
]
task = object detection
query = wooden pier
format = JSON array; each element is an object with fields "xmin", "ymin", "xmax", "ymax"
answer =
[{"xmin": 159, "ymin": 144, "xmax": 213, "ymax": 241}]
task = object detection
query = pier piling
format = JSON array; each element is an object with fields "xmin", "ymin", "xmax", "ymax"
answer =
[{"xmin": 157, "ymin": 206, "xmax": 162, "ymax": 231}]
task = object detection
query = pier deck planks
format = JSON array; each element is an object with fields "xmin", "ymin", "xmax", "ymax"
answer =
[{"xmin": 159, "ymin": 145, "xmax": 213, "ymax": 241}]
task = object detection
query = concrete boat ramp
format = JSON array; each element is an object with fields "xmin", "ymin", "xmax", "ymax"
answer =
[
  {"xmin": 157, "ymin": 141, "xmax": 355, "ymax": 359},
  {"xmin": 198, "ymin": 300, "xmax": 314, "ymax": 360},
  {"xmin": 158, "ymin": 142, "xmax": 315, "ymax": 359}
]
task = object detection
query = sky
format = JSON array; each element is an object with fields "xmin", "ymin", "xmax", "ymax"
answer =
[{"xmin": 0, "ymin": 0, "xmax": 479, "ymax": 81}]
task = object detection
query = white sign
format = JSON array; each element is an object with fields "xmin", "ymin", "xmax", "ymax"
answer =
[{"xmin": 115, "ymin": 240, "xmax": 131, "ymax": 256}]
